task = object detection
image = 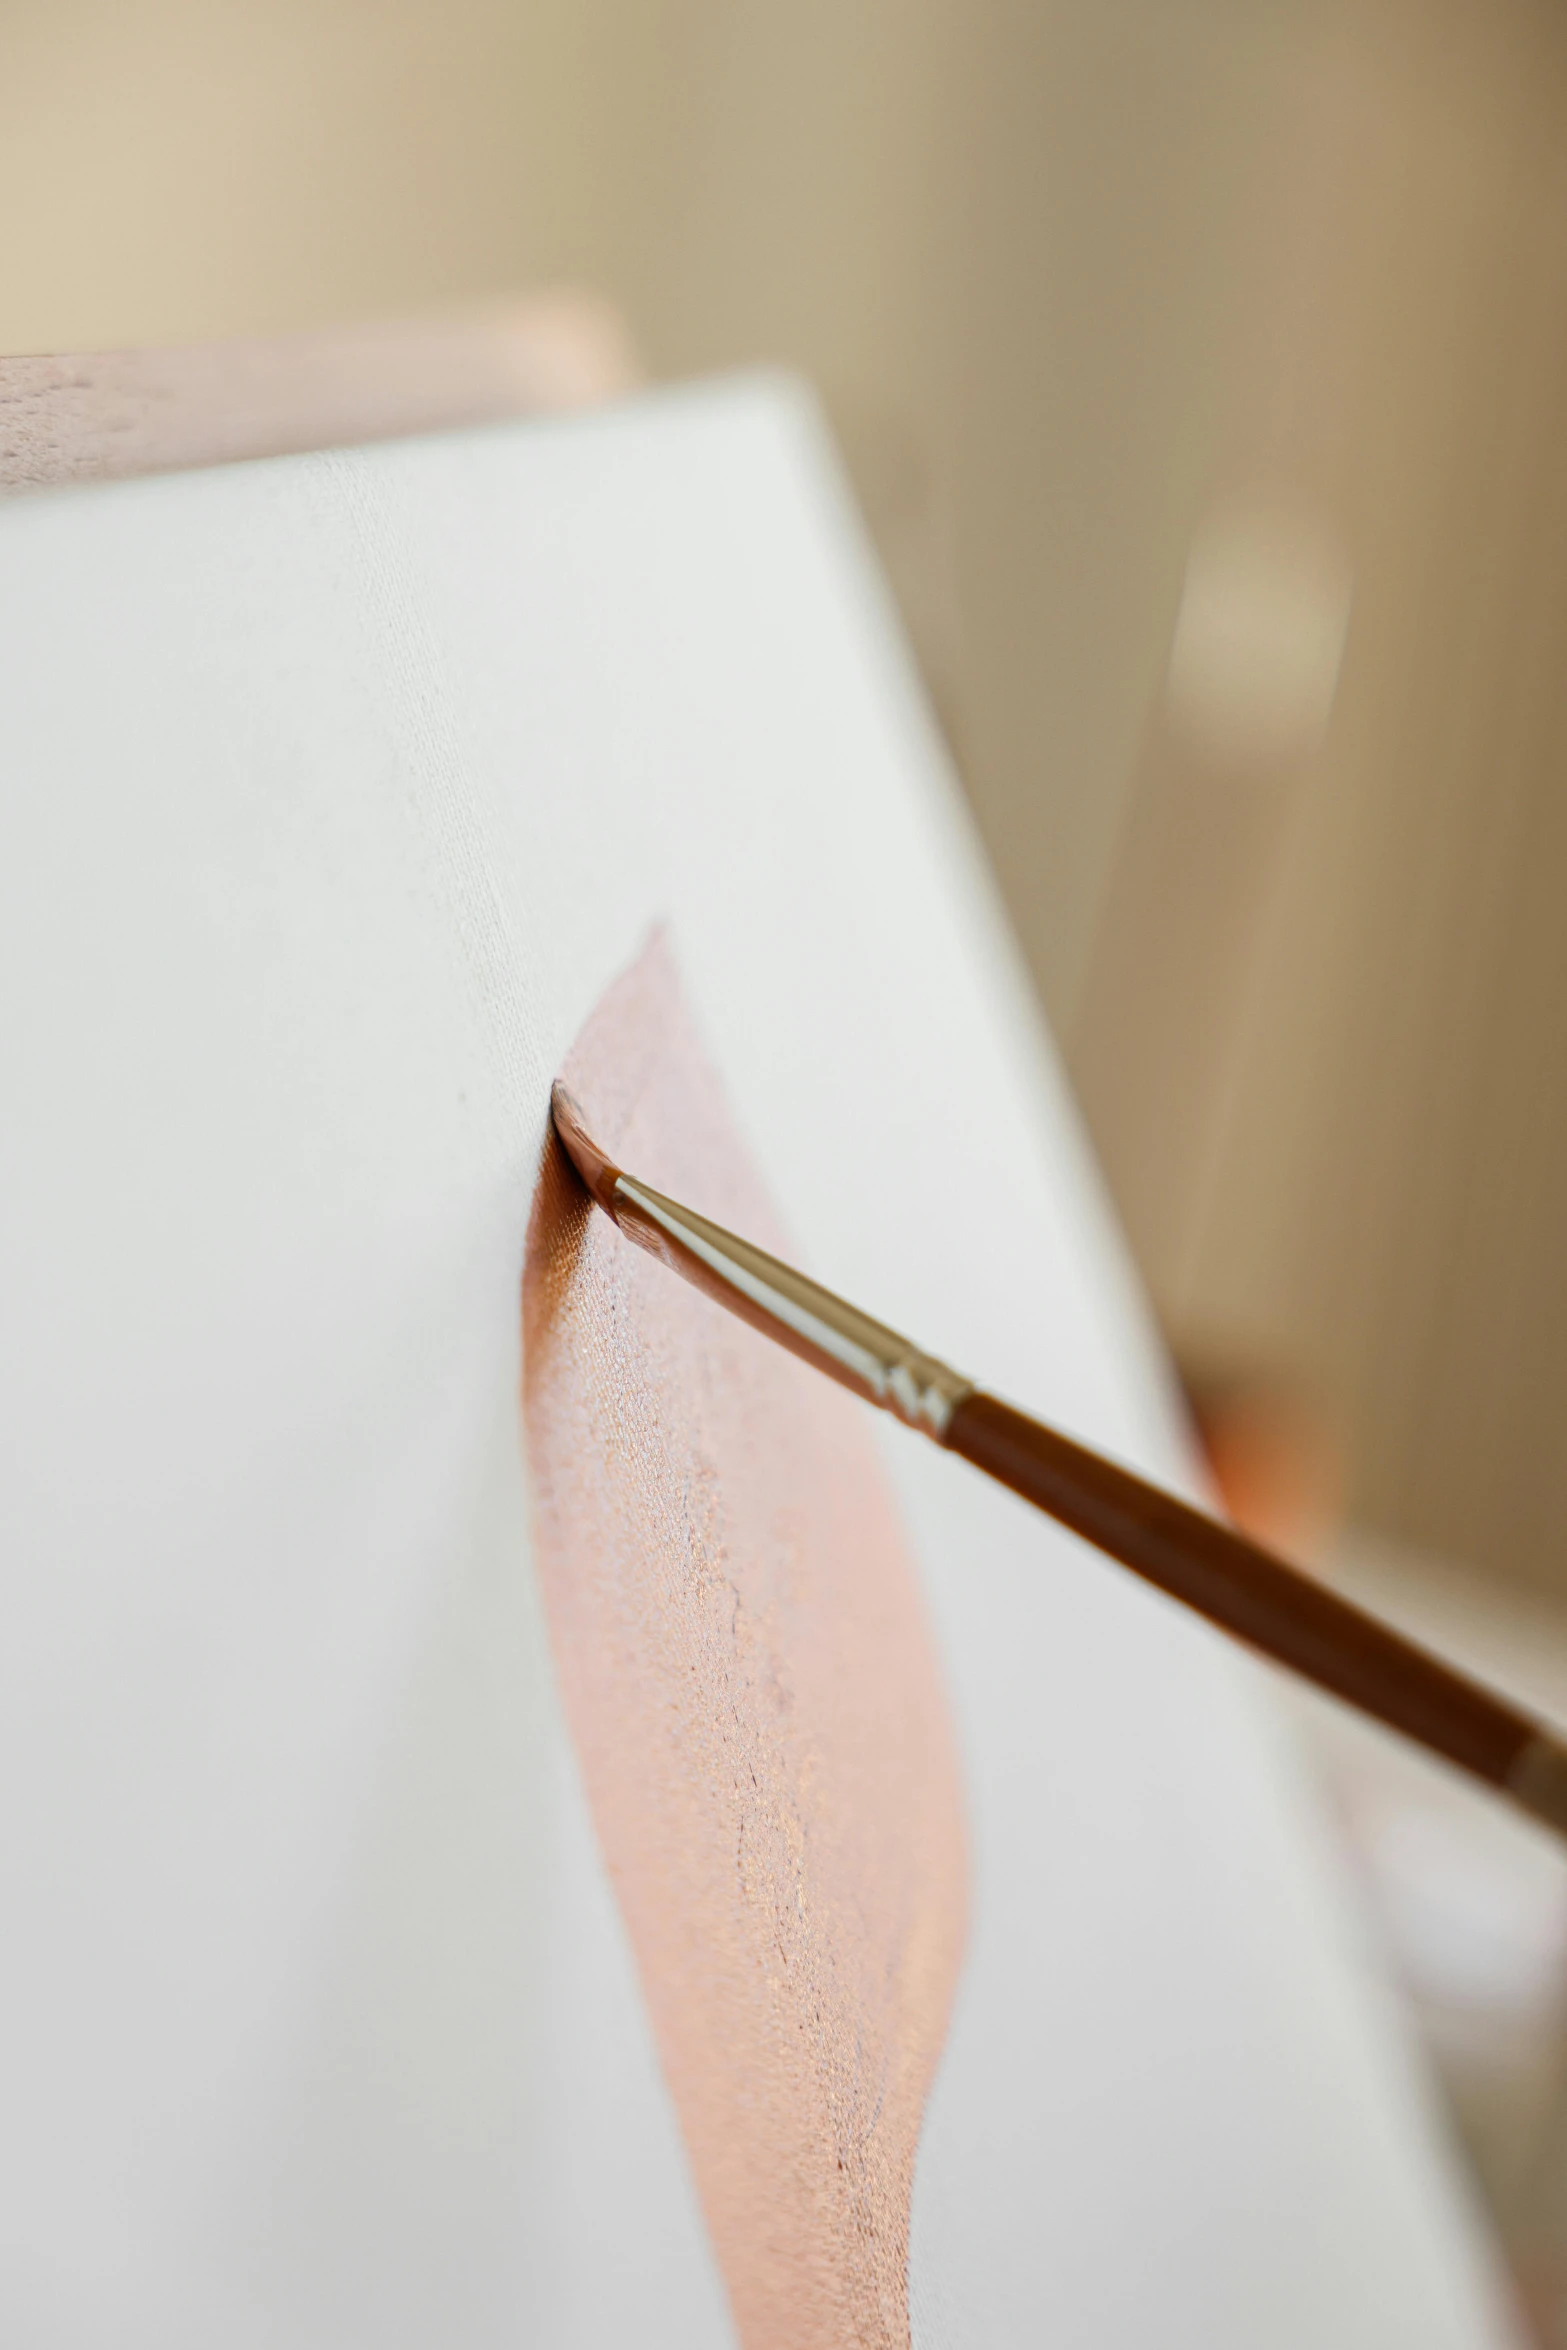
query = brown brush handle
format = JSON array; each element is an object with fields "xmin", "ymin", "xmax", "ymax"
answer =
[
  {"xmin": 547, "ymin": 1083, "xmax": 1567, "ymax": 1839},
  {"xmin": 945, "ymin": 1389, "xmax": 1567, "ymax": 1825}
]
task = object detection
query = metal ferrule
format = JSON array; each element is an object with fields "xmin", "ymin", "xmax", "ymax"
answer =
[{"xmin": 612, "ymin": 1173, "xmax": 973, "ymax": 1439}]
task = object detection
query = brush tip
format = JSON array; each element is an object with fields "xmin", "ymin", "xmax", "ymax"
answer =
[{"xmin": 550, "ymin": 1082, "xmax": 624, "ymax": 1220}]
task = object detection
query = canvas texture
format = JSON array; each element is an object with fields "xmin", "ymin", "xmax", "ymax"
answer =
[{"xmin": 0, "ymin": 379, "xmax": 1520, "ymax": 2347}]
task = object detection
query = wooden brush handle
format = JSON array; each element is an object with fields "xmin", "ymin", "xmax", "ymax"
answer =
[
  {"xmin": 945, "ymin": 1389, "xmax": 1567, "ymax": 1821},
  {"xmin": 548, "ymin": 1082, "xmax": 1567, "ymax": 1837}
]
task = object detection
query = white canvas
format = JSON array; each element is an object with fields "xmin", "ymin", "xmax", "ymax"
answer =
[{"xmin": 0, "ymin": 378, "xmax": 1518, "ymax": 2345}]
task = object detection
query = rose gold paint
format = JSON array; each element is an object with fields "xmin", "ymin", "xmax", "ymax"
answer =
[{"xmin": 521, "ymin": 932, "xmax": 966, "ymax": 2349}]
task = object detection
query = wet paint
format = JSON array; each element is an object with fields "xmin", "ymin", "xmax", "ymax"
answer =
[{"xmin": 521, "ymin": 932, "xmax": 966, "ymax": 2349}]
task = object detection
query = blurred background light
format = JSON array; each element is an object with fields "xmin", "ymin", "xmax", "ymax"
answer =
[{"xmin": 1166, "ymin": 500, "xmax": 1352, "ymax": 769}]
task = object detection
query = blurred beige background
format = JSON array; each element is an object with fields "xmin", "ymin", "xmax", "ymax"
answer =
[{"xmin": 8, "ymin": 0, "xmax": 1567, "ymax": 2325}]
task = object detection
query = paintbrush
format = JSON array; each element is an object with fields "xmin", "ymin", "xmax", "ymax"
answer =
[{"xmin": 550, "ymin": 1082, "xmax": 1567, "ymax": 1839}]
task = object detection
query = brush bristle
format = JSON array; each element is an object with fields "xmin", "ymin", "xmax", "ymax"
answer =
[{"xmin": 550, "ymin": 1083, "xmax": 624, "ymax": 1220}]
